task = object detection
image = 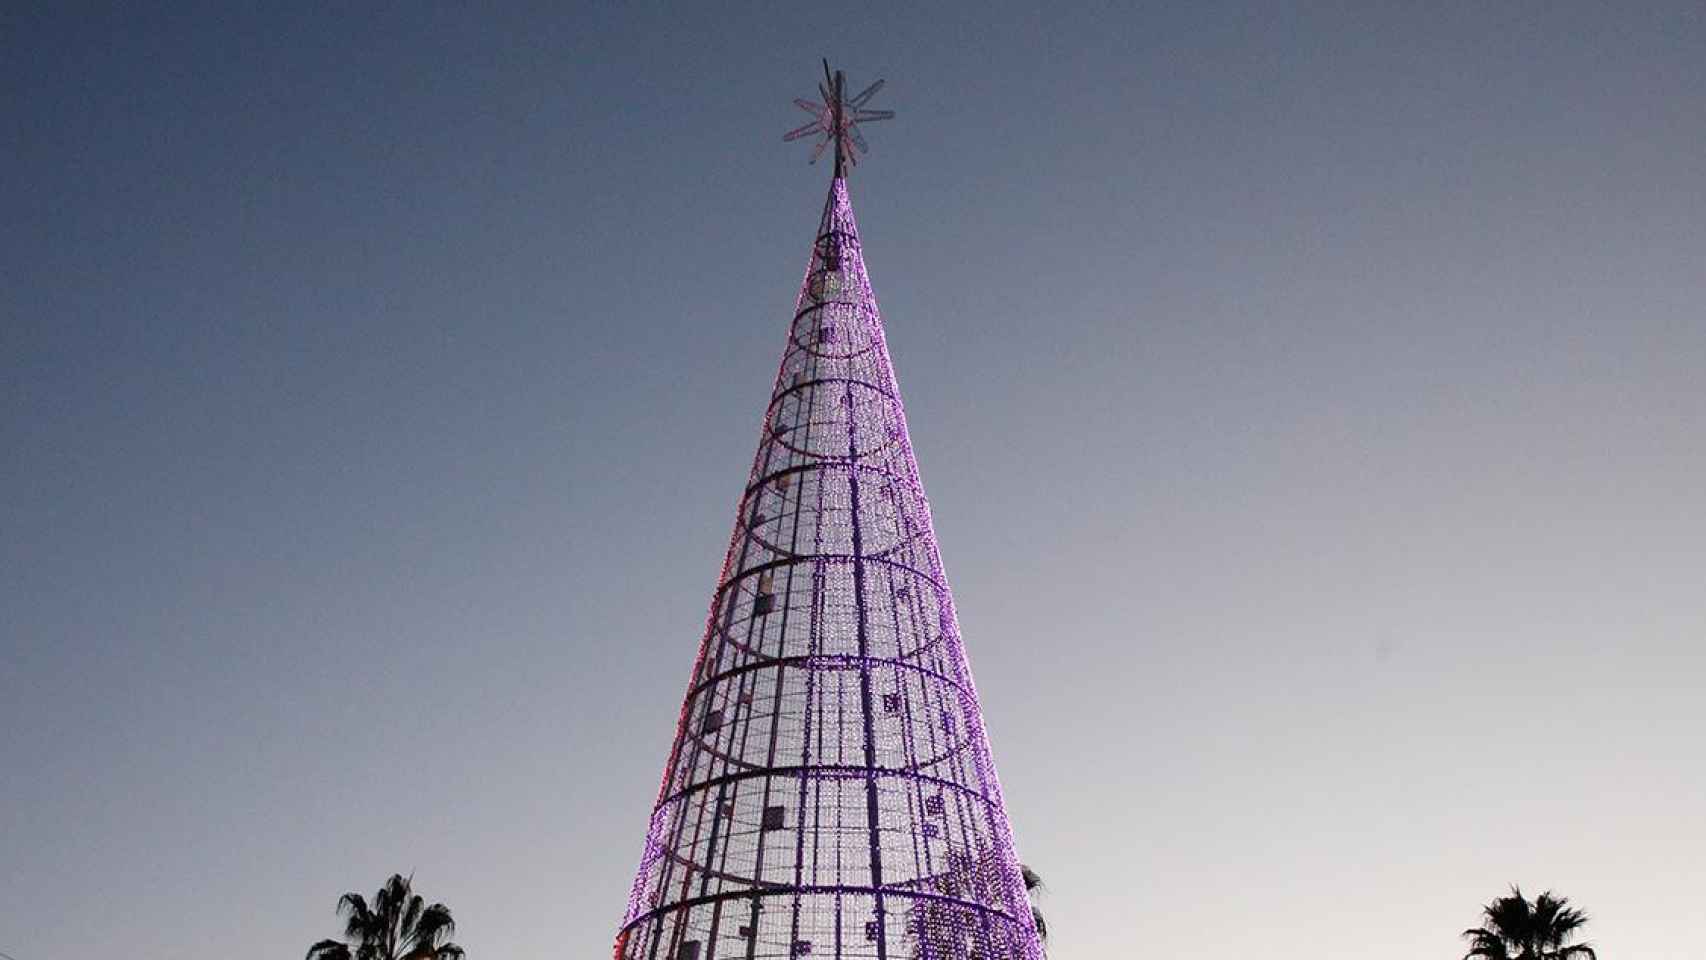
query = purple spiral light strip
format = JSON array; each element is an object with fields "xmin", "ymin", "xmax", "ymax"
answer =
[{"xmin": 615, "ymin": 178, "xmax": 1042, "ymax": 960}]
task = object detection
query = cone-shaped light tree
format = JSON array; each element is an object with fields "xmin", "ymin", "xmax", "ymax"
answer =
[{"xmin": 612, "ymin": 65, "xmax": 1044, "ymax": 960}]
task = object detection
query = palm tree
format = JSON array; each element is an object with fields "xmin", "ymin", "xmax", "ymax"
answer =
[
  {"xmin": 1021, "ymin": 864, "xmax": 1048, "ymax": 948},
  {"xmin": 306, "ymin": 873, "xmax": 466, "ymax": 960},
  {"xmin": 1462, "ymin": 886, "xmax": 1596, "ymax": 960}
]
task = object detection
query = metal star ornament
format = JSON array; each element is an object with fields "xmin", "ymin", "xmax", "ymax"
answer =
[{"xmin": 783, "ymin": 59, "xmax": 895, "ymax": 177}]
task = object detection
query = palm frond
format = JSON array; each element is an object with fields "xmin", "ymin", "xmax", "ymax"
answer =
[
  {"xmin": 401, "ymin": 894, "xmax": 426, "ymax": 945},
  {"xmin": 374, "ymin": 874, "xmax": 411, "ymax": 953},
  {"xmin": 337, "ymin": 893, "xmax": 374, "ymax": 942},
  {"xmin": 412, "ymin": 903, "xmax": 457, "ymax": 948},
  {"xmin": 1020, "ymin": 865, "xmax": 1044, "ymax": 892},
  {"xmin": 1535, "ymin": 891, "xmax": 1589, "ymax": 948},
  {"xmin": 1483, "ymin": 888, "xmax": 1536, "ymax": 952},
  {"xmin": 1549, "ymin": 913, "xmax": 1590, "ymax": 943},
  {"xmin": 1462, "ymin": 927, "xmax": 1511, "ymax": 960},
  {"xmin": 379, "ymin": 874, "xmax": 410, "ymax": 912},
  {"xmin": 307, "ymin": 939, "xmax": 352, "ymax": 960}
]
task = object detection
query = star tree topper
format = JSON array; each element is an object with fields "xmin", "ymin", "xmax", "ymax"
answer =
[{"xmin": 784, "ymin": 59, "xmax": 895, "ymax": 177}]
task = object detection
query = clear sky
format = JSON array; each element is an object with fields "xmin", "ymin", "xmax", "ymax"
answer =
[{"xmin": 3, "ymin": 3, "xmax": 1703, "ymax": 959}]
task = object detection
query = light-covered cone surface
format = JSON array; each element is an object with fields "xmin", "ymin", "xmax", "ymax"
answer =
[{"xmin": 616, "ymin": 178, "xmax": 1043, "ymax": 960}]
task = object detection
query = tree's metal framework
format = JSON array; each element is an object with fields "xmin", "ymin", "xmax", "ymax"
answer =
[{"xmin": 615, "ymin": 71, "xmax": 1041, "ymax": 960}]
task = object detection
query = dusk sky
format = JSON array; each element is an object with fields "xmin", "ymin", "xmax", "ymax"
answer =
[{"xmin": 4, "ymin": 4, "xmax": 1704, "ymax": 959}]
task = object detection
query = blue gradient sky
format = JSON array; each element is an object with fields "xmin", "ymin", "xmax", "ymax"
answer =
[{"xmin": 4, "ymin": 4, "xmax": 1703, "ymax": 958}]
